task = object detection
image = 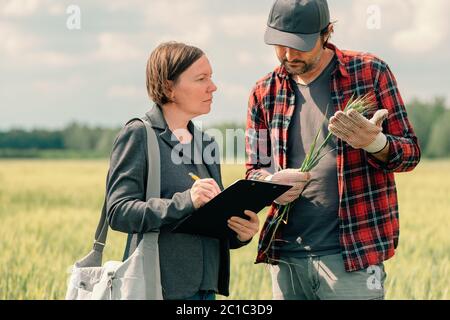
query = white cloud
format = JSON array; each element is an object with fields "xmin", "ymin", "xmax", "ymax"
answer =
[
  {"xmin": 217, "ymin": 82, "xmax": 249, "ymax": 101},
  {"xmin": 32, "ymin": 76, "xmax": 84, "ymax": 95},
  {"xmin": 0, "ymin": 0, "xmax": 65, "ymax": 17},
  {"xmin": 0, "ymin": 21, "xmax": 40, "ymax": 55},
  {"xmin": 263, "ymin": 52, "xmax": 280, "ymax": 68},
  {"xmin": 142, "ymin": 0, "xmax": 206, "ymax": 25},
  {"xmin": 103, "ymin": 1, "xmax": 135, "ymax": 12},
  {"xmin": 1, "ymin": 0, "xmax": 447, "ymax": 130},
  {"xmin": 0, "ymin": 0, "xmax": 40, "ymax": 17},
  {"xmin": 97, "ymin": 0, "xmax": 213, "ymax": 47},
  {"xmin": 48, "ymin": 2, "xmax": 65, "ymax": 16},
  {"xmin": 107, "ymin": 85, "xmax": 143, "ymax": 99},
  {"xmin": 235, "ymin": 50, "xmax": 279, "ymax": 68},
  {"xmin": 92, "ymin": 33, "xmax": 145, "ymax": 62},
  {"xmin": 141, "ymin": 0, "xmax": 213, "ymax": 47},
  {"xmin": 0, "ymin": 22, "xmax": 80, "ymax": 68},
  {"xmin": 330, "ymin": 0, "xmax": 407, "ymax": 48},
  {"xmin": 34, "ymin": 51, "xmax": 79, "ymax": 68},
  {"xmin": 391, "ymin": 0, "xmax": 449, "ymax": 54},
  {"xmin": 330, "ymin": 0, "xmax": 449, "ymax": 55},
  {"xmin": 155, "ymin": 23, "xmax": 213, "ymax": 48},
  {"xmin": 0, "ymin": 7, "xmax": 80, "ymax": 68},
  {"xmin": 218, "ymin": 14, "xmax": 267, "ymax": 38},
  {"xmin": 237, "ymin": 51, "xmax": 253, "ymax": 65},
  {"xmin": 1, "ymin": 23, "xmax": 147, "ymax": 69}
]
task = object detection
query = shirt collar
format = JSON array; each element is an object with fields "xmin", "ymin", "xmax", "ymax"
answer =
[
  {"xmin": 145, "ymin": 103, "xmax": 211, "ymax": 147},
  {"xmin": 145, "ymin": 104, "xmax": 167, "ymax": 130}
]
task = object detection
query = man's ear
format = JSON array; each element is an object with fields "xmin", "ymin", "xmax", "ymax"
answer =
[
  {"xmin": 322, "ymin": 23, "xmax": 334, "ymax": 48},
  {"xmin": 328, "ymin": 23, "xmax": 334, "ymax": 35},
  {"xmin": 325, "ymin": 24, "xmax": 334, "ymax": 43}
]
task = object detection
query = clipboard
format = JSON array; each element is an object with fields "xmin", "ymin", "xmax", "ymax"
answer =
[{"xmin": 171, "ymin": 179, "xmax": 292, "ymax": 239}]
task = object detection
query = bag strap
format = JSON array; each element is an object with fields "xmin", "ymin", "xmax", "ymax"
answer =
[
  {"xmin": 91, "ymin": 114, "xmax": 160, "ymax": 253},
  {"xmin": 141, "ymin": 115, "xmax": 161, "ymax": 199}
]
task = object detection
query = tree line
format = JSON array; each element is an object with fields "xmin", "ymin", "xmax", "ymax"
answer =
[
  {"xmin": 0, "ymin": 97, "xmax": 449, "ymax": 158},
  {"xmin": 0, "ymin": 123, "xmax": 119, "ymax": 158}
]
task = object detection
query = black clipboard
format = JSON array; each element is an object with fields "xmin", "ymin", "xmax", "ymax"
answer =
[{"xmin": 171, "ymin": 179, "xmax": 292, "ymax": 239}]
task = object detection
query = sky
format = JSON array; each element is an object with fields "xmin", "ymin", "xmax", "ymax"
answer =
[{"xmin": 1, "ymin": 0, "xmax": 449, "ymax": 130}]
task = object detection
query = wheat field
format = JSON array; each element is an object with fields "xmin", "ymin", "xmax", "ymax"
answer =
[{"xmin": 0, "ymin": 159, "xmax": 449, "ymax": 299}]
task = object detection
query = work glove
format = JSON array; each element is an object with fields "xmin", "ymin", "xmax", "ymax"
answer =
[
  {"xmin": 265, "ymin": 169, "xmax": 310, "ymax": 205},
  {"xmin": 328, "ymin": 108, "xmax": 389, "ymax": 153}
]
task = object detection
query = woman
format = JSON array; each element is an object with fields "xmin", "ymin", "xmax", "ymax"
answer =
[{"xmin": 105, "ymin": 42, "xmax": 259, "ymax": 300}]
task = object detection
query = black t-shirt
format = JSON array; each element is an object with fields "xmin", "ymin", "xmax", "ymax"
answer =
[{"xmin": 281, "ymin": 56, "xmax": 341, "ymax": 257}]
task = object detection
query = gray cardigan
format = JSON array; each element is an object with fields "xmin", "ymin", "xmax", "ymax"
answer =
[{"xmin": 105, "ymin": 105, "xmax": 249, "ymax": 299}]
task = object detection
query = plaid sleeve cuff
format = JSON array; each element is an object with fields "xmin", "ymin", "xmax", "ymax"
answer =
[
  {"xmin": 367, "ymin": 134, "xmax": 404, "ymax": 172},
  {"xmin": 229, "ymin": 234, "xmax": 252, "ymax": 249}
]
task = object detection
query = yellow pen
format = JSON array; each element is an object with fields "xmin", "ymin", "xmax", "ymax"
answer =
[{"xmin": 188, "ymin": 172, "xmax": 201, "ymax": 181}]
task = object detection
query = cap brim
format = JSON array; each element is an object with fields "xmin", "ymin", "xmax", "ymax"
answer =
[{"xmin": 264, "ymin": 26, "xmax": 319, "ymax": 52}]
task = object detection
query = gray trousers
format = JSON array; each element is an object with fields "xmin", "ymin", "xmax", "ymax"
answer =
[{"xmin": 270, "ymin": 253, "xmax": 386, "ymax": 300}]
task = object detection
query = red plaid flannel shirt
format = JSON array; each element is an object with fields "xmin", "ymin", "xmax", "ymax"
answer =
[{"xmin": 245, "ymin": 43, "xmax": 421, "ymax": 272}]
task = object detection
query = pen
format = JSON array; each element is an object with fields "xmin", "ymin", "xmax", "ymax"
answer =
[{"xmin": 189, "ymin": 172, "xmax": 200, "ymax": 181}]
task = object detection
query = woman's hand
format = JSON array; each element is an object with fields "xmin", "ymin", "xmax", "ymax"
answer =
[
  {"xmin": 227, "ymin": 210, "xmax": 260, "ymax": 242},
  {"xmin": 190, "ymin": 178, "xmax": 221, "ymax": 209}
]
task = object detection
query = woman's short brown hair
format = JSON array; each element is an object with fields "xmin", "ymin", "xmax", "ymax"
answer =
[{"xmin": 146, "ymin": 41, "xmax": 204, "ymax": 106}]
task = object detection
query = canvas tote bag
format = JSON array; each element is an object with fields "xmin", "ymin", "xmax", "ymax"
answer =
[{"xmin": 65, "ymin": 116, "xmax": 163, "ymax": 300}]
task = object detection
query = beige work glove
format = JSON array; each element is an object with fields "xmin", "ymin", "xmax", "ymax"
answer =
[
  {"xmin": 265, "ymin": 169, "xmax": 310, "ymax": 205},
  {"xmin": 328, "ymin": 109, "xmax": 389, "ymax": 153}
]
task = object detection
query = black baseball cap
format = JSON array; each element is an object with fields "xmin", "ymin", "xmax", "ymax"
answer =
[{"xmin": 264, "ymin": 0, "xmax": 330, "ymax": 52}]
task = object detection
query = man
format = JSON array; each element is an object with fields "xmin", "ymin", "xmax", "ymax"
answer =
[{"xmin": 245, "ymin": 0, "xmax": 420, "ymax": 300}]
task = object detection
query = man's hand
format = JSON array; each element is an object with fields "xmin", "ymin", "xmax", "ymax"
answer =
[
  {"xmin": 328, "ymin": 109, "xmax": 389, "ymax": 153},
  {"xmin": 266, "ymin": 169, "xmax": 310, "ymax": 205},
  {"xmin": 190, "ymin": 178, "xmax": 221, "ymax": 209},
  {"xmin": 227, "ymin": 210, "xmax": 260, "ymax": 242}
]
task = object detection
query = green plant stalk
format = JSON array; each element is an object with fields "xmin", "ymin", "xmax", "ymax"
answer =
[{"xmin": 262, "ymin": 93, "xmax": 376, "ymax": 257}]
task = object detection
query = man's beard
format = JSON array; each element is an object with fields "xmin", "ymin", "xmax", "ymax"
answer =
[{"xmin": 282, "ymin": 53, "xmax": 322, "ymax": 76}]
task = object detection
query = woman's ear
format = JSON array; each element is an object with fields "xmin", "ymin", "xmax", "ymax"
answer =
[{"xmin": 166, "ymin": 80, "xmax": 176, "ymax": 102}]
